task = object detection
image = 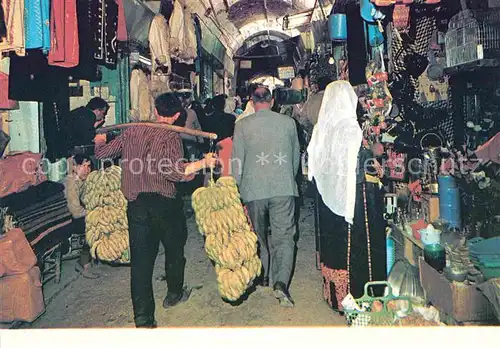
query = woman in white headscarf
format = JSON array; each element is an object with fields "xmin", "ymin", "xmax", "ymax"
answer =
[{"xmin": 307, "ymin": 80, "xmax": 386, "ymax": 311}]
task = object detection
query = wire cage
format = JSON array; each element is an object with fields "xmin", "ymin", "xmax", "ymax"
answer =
[{"xmin": 445, "ymin": 9, "xmax": 500, "ymax": 68}]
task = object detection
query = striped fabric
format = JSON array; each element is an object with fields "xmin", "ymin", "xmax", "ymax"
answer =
[{"xmin": 95, "ymin": 126, "xmax": 188, "ymax": 201}]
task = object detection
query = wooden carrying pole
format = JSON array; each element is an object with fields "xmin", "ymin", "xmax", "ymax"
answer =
[{"xmin": 96, "ymin": 122, "xmax": 218, "ymax": 140}]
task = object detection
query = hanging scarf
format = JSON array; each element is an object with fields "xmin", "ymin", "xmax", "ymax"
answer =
[{"xmin": 307, "ymin": 81, "xmax": 362, "ymax": 224}]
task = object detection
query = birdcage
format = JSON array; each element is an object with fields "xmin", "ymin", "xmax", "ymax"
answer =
[{"xmin": 445, "ymin": 9, "xmax": 500, "ymax": 68}]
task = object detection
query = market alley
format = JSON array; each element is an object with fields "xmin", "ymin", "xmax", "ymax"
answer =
[{"xmin": 30, "ymin": 199, "xmax": 345, "ymax": 328}]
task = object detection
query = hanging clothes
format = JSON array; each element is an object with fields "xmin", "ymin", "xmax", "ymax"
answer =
[
  {"xmin": 69, "ymin": 0, "xmax": 100, "ymax": 81},
  {"xmin": 0, "ymin": 72, "xmax": 18, "ymax": 109},
  {"xmin": 0, "ymin": 57, "xmax": 18, "ymax": 109},
  {"xmin": 42, "ymin": 94, "xmax": 70, "ymax": 162},
  {"xmin": 0, "ymin": 3, "xmax": 7, "ymax": 39},
  {"xmin": 150, "ymin": 71, "xmax": 171, "ymax": 99},
  {"xmin": 48, "ymin": 0, "xmax": 79, "ymax": 68},
  {"xmin": 149, "ymin": 14, "xmax": 171, "ymax": 73},
  {"xmin": 8, "ymin": 49, "xmax": 69, "ymax": 102},
  {"xmin": 24, "ymin": 0, "xmax": 50, "ymax": 52},
  {"xmin": 92, "ymin": 0, "xmax": 118, "ymax": 68},
  {"xmin": 160, "ymin": 0, "xmax": 174, "ymax": 22},
  {"xmin": 169, "ymin": 0, "xmax": 197, "ymax": 65},
  {"xmin": 129, "ymin": 68, "xmax": 153, "ymax": 122},
  {"xmin": 307, "ymin": 81, "xmax": 362, "ymax": 224},
  {"xmin": 115, "ymin": 0, "xmax": 127, "ymax": 42},
  {"xmin": 0, "ymin": 0, "xmax": 25, "ymax": 56}
]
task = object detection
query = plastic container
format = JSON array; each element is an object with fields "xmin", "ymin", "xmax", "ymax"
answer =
[
  {"xmin": 420, "ymin": 225, "xmax": 442, "ymax": 246},
  {"xmin": 366, "ymin": 23, "xmax": 384, "ymax": 47},
  {"xmin": 344, "ymin": 281, "xmax": 412, "ymax": 327},
  {"xmin": 386, "ymin": 236, "xmax": 396, "ymax": 275},
  {"xmin": 438, "ymin": 176, "xmax": 461, "ymax": 229},
  {"xmin": 438, "ymin": 175, "xmax": 457, "ymax": 189},
  {"xmin": 424, "ymin": 244, "xmax": 446, "ymax": 272},
  {"xmin": 329, "ymin": 13, "xmax": 347, "ymax": 41},
  {"xmin": 360, "ymin": 0, "xmax": 384, "ymax": 23}
]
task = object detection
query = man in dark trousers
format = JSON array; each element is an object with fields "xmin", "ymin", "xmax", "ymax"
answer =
[
  {"xmin": 67, "ymin": 97, "xmax": 109, "ymax": 157},
  {"xmin": 231, "ymin": 87, "xmax": 300, "ymax": 307},
  {"xmin": 95, "ymin": 93, "xmax": 217, "ymax": 328}
]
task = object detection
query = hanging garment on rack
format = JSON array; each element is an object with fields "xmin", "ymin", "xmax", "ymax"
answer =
[
  {"xmin": 0, "ymin": 0, "xmax": 25, "ymax": 56},
  {"xmin": 24, "ymin": 0, "xmax": 50, "ymax": 52},
  {"xmin": 150, "ymin": 71, "xmax": 171, "ymax": 99},
  {"xmin": 130, "ymin": 68, "xmax": 153, "ymax": 122},
  {"xmin": 115, "ymin": 0, "xmax": 127, "ymax": 42},
  {"xmin": 69, "ymin": 0, "xmax": 100, "ymax": 81},
  {"xmin": 48, "ymin": 0, "xmax": 79, "ymax": 68},
  {"xmin": 91, "ymin": 0, "xmax": 118, "ymax": 67},
  {"xmin": 169, "ymin": 0, "xmax": 197, "ymax": 65},
  {"xmin": 0, "ymin": 71, "xmax": 18, "ymax": 109},
  {"xmin": 149, "ymin": 14, "xmax": 171, "ymax": 73},
  {"xmin": 42, "ymin": 95, "xmax": 70, "ymax": 162},
  {"xmin": 8, "ymin": 49, "xmax": 69, "ymax": 102},
  {"xmin": 0, "ymin": 2, "xmax": 7, "ymax": 39}
]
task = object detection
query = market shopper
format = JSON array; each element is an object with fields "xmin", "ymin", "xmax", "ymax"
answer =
[
  {"xmin": 236, "ymin": 83, "xmax": 261, "ymax": 122},
  {"xmin": 95, "ymin": 93, "xmax": 218, "ymax": 328},
  {"xmin": 307, "ymin": 81, "xmax": 386, "ymax": 310},
  {"xmin": 66, "ymin": 97, "xmax": 109, "ymax": 157},
  {"xmin": 63, "ymin": 154, "xmax": 100, "ymax": 279},
  {"xmin": 201, "ymin": 94, "xmax": 236, "ymax": 141},
  {"xmin": 231, "ymin": 87, "xmax": 301, "ymax": 307}
]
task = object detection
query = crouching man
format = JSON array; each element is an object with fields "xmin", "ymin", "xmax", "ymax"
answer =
[{"xmin": 64, "ymin": 154, "xmax": 100, "ymax": 279}]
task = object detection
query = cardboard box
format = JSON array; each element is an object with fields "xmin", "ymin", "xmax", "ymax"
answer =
[{"xmin": 419, "ymin": 257, "xmax": 494, "ymax": 322}]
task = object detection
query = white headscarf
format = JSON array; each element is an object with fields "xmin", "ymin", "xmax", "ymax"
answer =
[{"xmin": 307, "ymin": 81, "xmax": 362, "ymax": 224}]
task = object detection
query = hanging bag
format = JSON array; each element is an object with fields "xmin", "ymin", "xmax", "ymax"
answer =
[{"xmin": 360, "ymin": 0, "xmax": 385, "ymax": 23}]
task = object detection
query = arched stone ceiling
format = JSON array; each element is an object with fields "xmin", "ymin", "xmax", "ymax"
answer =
[{"xmin": 163, "ymin": 0, "xmax": 332, "ymax": 56}]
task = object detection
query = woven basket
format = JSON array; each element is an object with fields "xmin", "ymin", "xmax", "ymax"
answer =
[{"xmin": 344, "ymin": 281, "xmax": 413, "ymax": 327}]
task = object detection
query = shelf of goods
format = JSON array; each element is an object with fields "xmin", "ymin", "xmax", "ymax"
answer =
[
  {"xmin": 419, "ymin": 257, "xmax": 496, "ymax": 324},
  {"xmin": 390, "ymin": 223, "xmax": 424, "ymax": 267}
]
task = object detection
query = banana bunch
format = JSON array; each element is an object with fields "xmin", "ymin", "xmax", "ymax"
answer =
[
  {"xmin": 83, "ymin": 166, "xmax": 130, "ymax": 263},
  {"xmin": 192, "ymin": 176, "xmax": 261, "ymax": 302},
  {"xmin": 82, "ymin": 166, "xmax": 123, "ymax": 210}
]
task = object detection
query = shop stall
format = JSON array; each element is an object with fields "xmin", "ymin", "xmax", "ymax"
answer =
[{"xmin": 293, "ymin": 0, "xmax": 500, "ymax": 326}]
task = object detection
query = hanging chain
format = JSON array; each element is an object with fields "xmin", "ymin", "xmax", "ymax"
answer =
[
  {"xmin": 363, "ymin": 183, "xmax": 373, "ymax": 283},
  {"xmin": 346, "ymin": 223, "xmax": 352, "ymax": 294}
]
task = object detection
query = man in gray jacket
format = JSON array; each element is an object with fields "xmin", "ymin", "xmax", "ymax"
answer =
[{"xmin": 231, "ymin": 87, "xmax": 300, "ymax": 307}]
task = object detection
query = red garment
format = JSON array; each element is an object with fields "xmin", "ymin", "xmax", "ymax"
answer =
[
  {"xmin": 217, "ymin": 137, "xmax": 233, "ymax": 177},
  {"xmin": 0, "ymin": 152, "xmax": 47, "ymax": 198},
  {"xmin": 475, "ymin": 132, "xmax": 500, "ymax": 165},
  {"xmin": 95, "ymin": 126, "xmax": 189, "ymax": 201},
  {"xmin": 48, "ymin": 0, "xmax": 79, "ymax": 68},
  {"xmin": 115, "ymin": 0, "xmax": 127, "ymax": 42},
  {"xmin": 0, "ymin": 72, "xmax": 18, "ymax": 109}
]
